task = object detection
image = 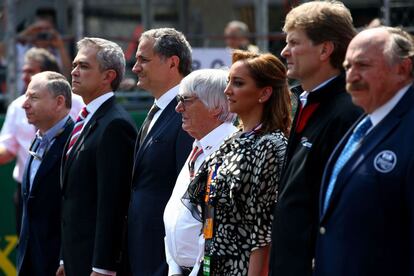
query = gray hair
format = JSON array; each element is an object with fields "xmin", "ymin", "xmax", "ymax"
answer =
[
  {"xmin": 225, "ymin": 20, "xmax": 250, "ymax": 37},
  {"xmin": 140, "ymin": 28, "xmax": 192, "ymax": 76},
  {"xmin": 41, "ymin": 71, "xmax": 72, "ymax": 108},
  {"xmin": 382, "ymin": 26, "xmax": 414, "ymax": 77},
  {"xmin": 179, "ymin": 69, "xmax": 235, "ymax": 122},
  {"xmin": 24, "ymin": 47, "xmax": 61, "ymax": 73},
  {"xmin": 77, "ymin": 37, "xmax": 126, "ymax": 91}
]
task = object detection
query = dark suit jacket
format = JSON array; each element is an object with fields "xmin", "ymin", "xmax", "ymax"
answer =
[
  {"xmin": 61, "ymin": 97, "xmax": 137, "ymax": 276},
  {"xmin": 316, "ymin": 85, "xmax": 414, "ymax": 276},
  {"xmin": 270, "ymin": 75, "xmax": 362, "ymax": 276},
  {"xmin": 128, "ymin": 97, "xmax": 193, "ymax": 276},
  {"xmin": 17, "ymin": 117, "xmax": 73, "ymax": 276}
]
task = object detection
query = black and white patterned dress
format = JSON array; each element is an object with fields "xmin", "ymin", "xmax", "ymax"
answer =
[{"xmin": 187, "ymin": 129, "xmax": 287, "ymax": 275}]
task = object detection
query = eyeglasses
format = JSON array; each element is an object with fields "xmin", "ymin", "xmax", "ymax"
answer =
[{"xmin": 176, "ymin": 94, "xmax": 198, "ymax": 109}]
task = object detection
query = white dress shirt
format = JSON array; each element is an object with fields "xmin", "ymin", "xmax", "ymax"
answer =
[
  {"xmin": 148, "ymin": 85, "xmax": 180, "ymax": 132},
  {"xmin": 299, "ymin": 75, "xmax": 338, "ymax": 108},
  {"xmin": 368, "ymin": 83, "xmax": 411, "ymax": 131},
  {"xmin": 163, "ymin": 122, "xmax": 237, "ymax": 276},
  {"xmin": 82, "ymin": 92, "xmax": 114, "ymax": 129},
  {"xmin": 0, "ymin": 95, "xmax": 34, "ymax": 183}
]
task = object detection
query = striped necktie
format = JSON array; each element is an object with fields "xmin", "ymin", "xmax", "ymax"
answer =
[
  {"xmin": 323, "ymin": 116, "xmax": 373, "ymax": 214},
  {"xmin": 66, "ymin": 107, "xmax": 89, "ymax": 157},
  {"xmin": 188, "ymin": 146, "xmax": 203, "ymax": 179}
]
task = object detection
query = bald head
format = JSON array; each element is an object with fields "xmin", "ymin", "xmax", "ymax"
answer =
[{"xmin": 343, "ymin": 27, "xmax": 414, "ymax": 113}]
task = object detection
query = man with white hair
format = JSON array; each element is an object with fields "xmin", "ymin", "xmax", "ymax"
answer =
[{"xmin": 164, "ymin": 69, "xmax": 237, "ymax": 276}]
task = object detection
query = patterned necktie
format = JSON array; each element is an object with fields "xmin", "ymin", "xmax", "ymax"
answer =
[
  {"xmin": 139, "ymin": 104, "xmax": 160, "ymax": 145},
  {"xmin": 66, "ymin": 107, "xmax": 89, "ymax": 157},
  {"xmin": 323, "ymin": 116, "xmax": 373, "ymax": 214},
  {"xmin": 188, "ymin": 146, "xmax": 203, "ymax": 179}
]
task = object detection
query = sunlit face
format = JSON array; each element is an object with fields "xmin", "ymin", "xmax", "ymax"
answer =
[
  {"xmin": 132, "ymin": 38, "xmax": 172, "ymax": 97},
  {"xmin": 224, "ymin": 61, "xmax": 263, "ymax": 118},
  {"xmin": 281, "ymin": 28, "xmax": 322, "ymax": 82},
  {"xmin": 22, "ymin": 74, "xmax": 60, "ymax": 133},
  {"xmin": 175, "ymin": 94, "xmax": 216, "ymax": 140},
  {"xmin": 22, "ymin": 60, "xmax": 42, "ymax": 89},
  {"xmin": 71, "ymin": 46, "xmax": 106, "ymax": 103},
  {"xmin": 344, "ymin": 30, "xmax": 401, "ymax": 113}
]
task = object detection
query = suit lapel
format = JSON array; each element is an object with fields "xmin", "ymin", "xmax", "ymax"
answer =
[
  {"xmin": 321, "ymin": 86, "xmax": 414, "ymax": 222},
  {"xmin": 132, "ymin": 98, "xmax": 178, "ymax": 177},
  {"xmin": 62, "ymin": 97, "xmax": 115, "ymax": 186},
  {"xmin": 64, "ymin": 97, "xmax": 115, "ymax": 171},
  {"xmin": 31, "ymin": 119, "xmax": 74, "ymax": 194},
  {"xmin": 21, "ymin": 138, "xmax": 38, "ymax": 199}
]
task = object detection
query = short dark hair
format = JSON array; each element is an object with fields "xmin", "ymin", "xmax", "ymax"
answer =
[{"xmin": 140, "ymin": 28, "xmax": 192, "ymax": 76}]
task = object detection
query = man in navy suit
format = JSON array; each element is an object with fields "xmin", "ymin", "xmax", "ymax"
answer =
[
  {"xmin": 316, "ymin": 26, "xmax": 414, "ymax": 276},
  {"xmin": 17, "ymin": 71, "xmax": 74, "ymax": 276},
  {"xmin": 128, "ymin": 28, "xmax": 194, "ymax": 275},
  {"xmin": 58, "ymin": 38, "xmax": 137, "ymax": 276}
]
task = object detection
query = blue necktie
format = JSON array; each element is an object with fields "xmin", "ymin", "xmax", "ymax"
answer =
[
  {"xmin": 323, "ymin": 117, "xmax": 373, "ymax": 214},
  {"xmin": 29, "ymin": 135, "xmax": 50, "ymax": 190}
]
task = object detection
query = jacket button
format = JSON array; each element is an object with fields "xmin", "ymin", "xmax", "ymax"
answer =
[{"xmin": 320, "ymin": 227, "xmax": 326, "ymax": 235}]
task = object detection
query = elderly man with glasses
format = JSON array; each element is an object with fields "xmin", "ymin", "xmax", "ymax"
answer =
[{"xmin": 164, "ymin": 68, "xmax": 237, "ymax": 276}]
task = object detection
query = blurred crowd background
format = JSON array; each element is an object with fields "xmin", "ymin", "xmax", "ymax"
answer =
[
  {"xmin": 0, "ymin": 0, "xmax": 413, "ymax": 114},
  {"xmin": 0, "ymin": 2, "xmax": 413, "ymax": 275}
]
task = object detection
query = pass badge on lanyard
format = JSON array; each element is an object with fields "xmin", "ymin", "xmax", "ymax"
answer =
[{"xmin": 203, "ymin": 163, "xmax": 218, "ymax": 239}]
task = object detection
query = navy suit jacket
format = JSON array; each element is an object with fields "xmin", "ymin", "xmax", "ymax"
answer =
[
  {"xmin": 61, "ymin": 97, "xmax": 137, "ymax": 276},
  {"xmin": 316, "ymin": 85, "xmax": 414, "ymax": 276},
  {"xmin": 17, "ymin": 117, "xmax": 73, "ymax": 276},
  {"xmin": 128, "ymin": 97, "xmax": 193, "ymax": 276}
]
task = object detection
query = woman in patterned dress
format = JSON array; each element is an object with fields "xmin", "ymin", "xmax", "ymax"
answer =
[{"xmin": 186, "ymin": 50, "xmax": 291, "ymax": 275}]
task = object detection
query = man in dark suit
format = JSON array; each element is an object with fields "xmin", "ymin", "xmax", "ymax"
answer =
[
  {"xmin": 17, "ymin": 71, "xmax": 74, "ymax": 276},
  {"xmin": 58, "ymin": 37, "xmax": 137, "ymax": 276},
  {"xmin": 128, "ymin": 28, "xmax": 194, "ymax": 275},
  {"xmin": 270, "ymin": 2, "xmax": 363, "ymax": 276},
  {"xmin": 316, "ymin": 26, "xmax": 414, "ymax": 276}
]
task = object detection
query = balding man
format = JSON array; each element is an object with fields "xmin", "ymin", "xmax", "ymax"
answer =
[
  {"xmin": 317, "ymin": 26, "xmax": 414, "ymax": 276},
  {"xmin": 17, "ymin": 71, "xmax": 74, "ymax": 276}
]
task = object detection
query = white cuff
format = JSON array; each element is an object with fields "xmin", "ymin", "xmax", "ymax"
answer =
[{"xmin": 92, "ymin": 267, "xmax": 116, "ymax": 275}]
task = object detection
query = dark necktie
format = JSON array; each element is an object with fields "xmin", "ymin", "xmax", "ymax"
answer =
[
  {"xmin": 188, "ymin": 146, "xmax": 203, "ymax": 179},
  {"xmin": 323, "ymin": 116, "xmax": 373, "ymax": 214},
  {"xmin": 66, "ymin": 107, "xmax": 89, "ymax": 157},
  {"xmin": 140, "ymin": 104, "xmax": 160, "ymax": 145}
]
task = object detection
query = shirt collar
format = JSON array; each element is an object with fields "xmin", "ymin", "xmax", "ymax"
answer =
[
  {"xmin": 195, "ymin": 122, "xmax": 237, "ymax": 156},
  {"xmin": 37, "ymin": 114, "xmax": 71, "ymax": 143},
  {"xmin": 369, "ymin": 83, "xmax": 411, "ymax": 128},
  {"xmin": 85, "ymin": 92, "xmax": 114, "ymax": 117},
  {"xmin": 154, "ymin": 84, "xmax": 180, "ymax": 110},
  {"xmin": 299, "ymin": 75, "xmax": 339, "ymax": 107}
]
